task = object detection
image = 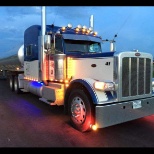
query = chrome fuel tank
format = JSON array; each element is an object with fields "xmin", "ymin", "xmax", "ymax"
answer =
[{"xmin": 49, "ymin": 54, "xmax": 66, "ymax": 81}]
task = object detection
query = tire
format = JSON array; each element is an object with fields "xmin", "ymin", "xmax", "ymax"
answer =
[
  {"xmin": 9, "ymin": 75, "xmax": 15, "ymax": 91},
  {"xmin": 68, "ymin": 89, "xmax": 95, "ymax": 132},
  {"xmin": 14, "ymin": 76, "xmax": 22, "ymax": 94}
]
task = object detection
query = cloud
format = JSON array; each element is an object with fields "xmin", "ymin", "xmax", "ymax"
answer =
[
  {"xmin": 0, "ymin": 6, "xmax": 154, "ymax": 57},
  {"xmin": 5, "ymin": 6, "xmax": 41, "ymax": 17},
  {"xmin": 46, "ymin": 6, "xmax": 94, "ymax": 26},
  {"xmin": 47, "ymin": 6, "xmax": 92, "ymax": 19}
]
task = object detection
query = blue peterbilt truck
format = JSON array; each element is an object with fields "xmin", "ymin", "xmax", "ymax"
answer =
[{"xmin": 0, "ymin": 7, "xmax": 154, "ymax": 132}]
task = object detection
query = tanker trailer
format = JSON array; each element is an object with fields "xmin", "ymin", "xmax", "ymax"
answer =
[
  {"xmin": 0, "ymin": 44, "xmax": 24, "ymax": 86},
  {"xmin": 0, "ymin": 44, "xmax": 24, "ymax": 71}
]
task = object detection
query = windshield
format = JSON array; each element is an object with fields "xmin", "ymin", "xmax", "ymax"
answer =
[{"xmin": 64, "ymin": 39, "xmax": 102, "ymax": 53}]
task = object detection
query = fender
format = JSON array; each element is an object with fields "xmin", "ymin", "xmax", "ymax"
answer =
[{"xmin": 69, "ymin": 78, "xmax": 114, "ymax": 105}]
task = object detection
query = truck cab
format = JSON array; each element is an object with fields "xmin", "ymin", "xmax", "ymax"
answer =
[{"xmin": 1, "ymin": 22, "xmax": 154, "ymax": 133}]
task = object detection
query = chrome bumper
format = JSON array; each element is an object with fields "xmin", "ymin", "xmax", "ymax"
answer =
[{"xmin": 95, "ymin": 97, "xmax": 154, "ymax": 128}]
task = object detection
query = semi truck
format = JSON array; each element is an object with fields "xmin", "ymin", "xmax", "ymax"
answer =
[{"xmin": 0, "ymin": 6, "xmax": 154, "ymax": 132}]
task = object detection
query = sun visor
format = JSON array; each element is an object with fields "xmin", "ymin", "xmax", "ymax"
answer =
[{"xmin": 63, "ymin": 34, "xmax": 102, "ymax": 43}]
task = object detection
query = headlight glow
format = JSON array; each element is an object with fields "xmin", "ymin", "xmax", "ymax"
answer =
[{"xmin": 94, "ymin": 81, "xmax": 115, "ymax": 91}]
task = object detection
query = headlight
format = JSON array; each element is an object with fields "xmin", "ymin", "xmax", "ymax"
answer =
[{"xmin": 93, "ymin": 81, "xmax": 115, "ymax": 91}]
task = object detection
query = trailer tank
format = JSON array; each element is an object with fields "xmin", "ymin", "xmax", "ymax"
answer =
[{"xmin": 0, "ymin": 44, "xmax": 24, "ymax": 71}]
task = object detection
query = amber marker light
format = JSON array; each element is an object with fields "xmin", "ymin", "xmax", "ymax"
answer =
[
  {"xmin": 65, "ymin": 80, "xmax": 68, "ymax": 83},
  {"xmin": 90, "ymin": 124, "xmax": 97, "ymax": 131},
  {"xmin": 65, "ymin": 84, "xmax": 69, "ymax": 87},
  {"xmin": 61, "ymin": 26, "xmax": 66, "ymax": 32},
  {"xmin": 86, "ymin": 29, "xmax": 90, "ymax": 34},
  {"xmin": 67, "ymin": 57, "xmax": 74, "ymax": 79},
  {"xmin": 93, "ymin": 31, "xmax": 98, "ymax": 36},
  {"xmin": 82, "ymin": 28, "xmax": 86, "ymax": 33},
  {"xmin": 82, "ymin": 26, "xmax": 87, "ymax": 33},
  {"xmin": 75, "ymin": 28, "xmax": 80, "ymax": 33}
]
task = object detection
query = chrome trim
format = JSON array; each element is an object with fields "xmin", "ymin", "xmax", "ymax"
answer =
[
  {"xmin": 96, "ymin": 96, "xmax": 154, "ymax": 128},
  {"xmin": 114, "ymin": 51, "xmax": 153, "ymax": 102}
]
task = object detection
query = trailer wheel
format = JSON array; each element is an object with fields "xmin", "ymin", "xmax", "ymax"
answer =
[
  {"xmin": 68, "ymin": 89, "xmax": 95, "ymax": 132},
  {"xmin": 14, "ymin": 76, "xmax": 21, "ymax": 94},
  {"xmin": 9, "ymin": 75, "xmax": 14, "ymax": 91}
]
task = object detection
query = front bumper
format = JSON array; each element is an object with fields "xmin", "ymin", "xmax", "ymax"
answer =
[{"xmin": 95, "ymin": 96, "xmax": 154, "ymax": 128}]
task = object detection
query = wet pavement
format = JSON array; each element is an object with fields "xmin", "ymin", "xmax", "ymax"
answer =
[{"xmin": 0, "ymin": 79, "xmax": 154, "ymax": 148}]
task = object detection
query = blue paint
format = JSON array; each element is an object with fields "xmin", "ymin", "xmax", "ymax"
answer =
[
  {"xmin": 24, "ymin": 25, "xmax": 61, "ymax": 61},
  {"xmin": 66, "ymin": 52, "xmax": 114, "ymax": 58},
  {"xmin": 105, "ymin": 91, "xmax": 115, "ymax": 101},
  {"xmin": 24, "ymin": 24, "xmax": 115, "ymax": 62},
  {"xmin": 30, "ymin": 81, "xmax": 44, "ymax": 88},
  {"xmin": 70, "ymin": 79, "xmax": 99, "ymax": 104}
]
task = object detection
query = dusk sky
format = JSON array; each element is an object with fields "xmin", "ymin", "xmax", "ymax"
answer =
[{"xmin": 0, "ymin": 6, "xmax": 154, "ymax": 58}]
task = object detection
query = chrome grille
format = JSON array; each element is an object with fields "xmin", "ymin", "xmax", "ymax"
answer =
[{"xmin": 122, "ymin": 57, "xmax": 151, "ymax": 97}]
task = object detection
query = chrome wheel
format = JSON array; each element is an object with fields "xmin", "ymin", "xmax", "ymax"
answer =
[
  {"xmin": 68, "ymin": 89, "xmax": 94, "ymax": 132},
  {"xmin": 71, "ymin": 96, "xmax": 86, "ymax": 124}
]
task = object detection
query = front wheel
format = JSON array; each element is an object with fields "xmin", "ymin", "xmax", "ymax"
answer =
[{"xmin": 68, "ymin": 89, "xmax": 95, "ymax": 132}]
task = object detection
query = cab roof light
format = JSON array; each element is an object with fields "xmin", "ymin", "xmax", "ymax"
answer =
[
  {"xmin": 61, "ymin": 23, "xmax": 99, "ymax": 36},
  {"xmin": 75, "ymin": 25, "xmax": 82, "ymax": 33},
  {"xmin": 86, "ymin": 29, "xmax": 90, "ymax": 35},
  {"xmin": 89, "ymin": 27, "xmax": 93, "ymax": 32},
  {"xmin": 67, "ymin": 23, "xmax": 72, "ymax": 29},
  {"xmin": 93, "ymin": 31, "xmax": 98, "ymax": 36},
  {"xmin": 81, "ymin": 25, "xmax": 87, "ymax": 33},
  {"xmin": 61, "ymin": 23, "xmax": 72, "ymax": 31},
  {"xmin": 61, "ymin": 26, "xmax": 66, "ymax": 32},
  {"xmin": 75, "ymin": 27, "xmax": 80, "ymax": 33},
  {"xmin": 83, "ymin": 25, "xmax": 87, "ymax": 29},
  {"xmin": 82, "ymin": 29, "xmax": 86, "ymax": 33},
  {"xmin": 77, "ymin": 25, "xmax": 82, "ymax": 29}
]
